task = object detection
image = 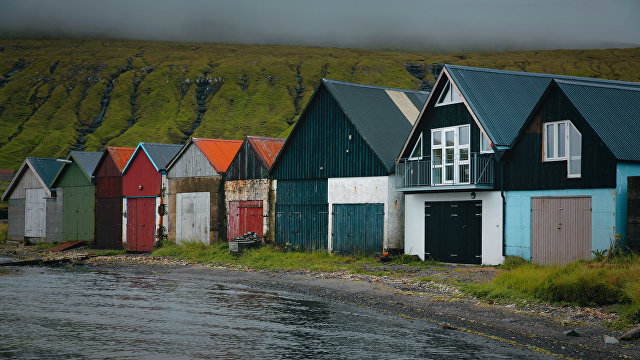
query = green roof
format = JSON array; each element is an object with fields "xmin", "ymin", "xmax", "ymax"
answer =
[
  {"xmin": 323, "ymin": 79, "xmax": 429, "ymax": 171},
  {"xmin": 555, "ymin": 79, "xmax": 640, "ymax": 161},
  {"xmin": 445, "ymin": 64, "xmax": 640, "ymax": 148}
]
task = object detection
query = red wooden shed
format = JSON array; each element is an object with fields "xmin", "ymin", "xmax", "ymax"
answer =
[
  {"xmin": 92, "ymin": 147, "xmax": 135, "ymax": 249},
  {"xmin": 122, "ymin": 142, "xmax": 182, "ymax": 252}
]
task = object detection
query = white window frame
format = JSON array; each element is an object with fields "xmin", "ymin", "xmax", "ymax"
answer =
[
  {"xmin": 480, "ymin": 132, "xmax": 494, "ymax": 154},
  {"xmin": 431, "ymin": 124, "xmax": 470, "ymax": 185},
  {"xmin": 409, "ymin": 133, "xmax": 423, "ymax": 160},
  {"xmin": 543, "ymin": 120, "xmax": 581, "ymax": 178},
  {"xmin": 435, "ymin": 79, "xmax": 463, "ymax": 107}
]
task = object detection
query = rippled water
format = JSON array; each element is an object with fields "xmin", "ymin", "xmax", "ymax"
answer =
[{"xmin": 0, "ymin": 265, "xmax": 551, "ymax": 359}]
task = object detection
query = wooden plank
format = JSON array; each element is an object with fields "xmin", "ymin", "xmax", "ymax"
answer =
[{"xmin": 45, "ymin": 241, "xmax": 84, "ymax": 252}]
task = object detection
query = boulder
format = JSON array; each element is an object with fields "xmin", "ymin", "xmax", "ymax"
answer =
[
  {"xmin": 620, "ymin": 326, "xmax": 640, "ymax": 341},
  {"xmin": 603, "ymin": 335, "xmax": 619, "ymax": 344},
  {"xmin": 564, "ymin": 330, "xmax": 580, "ymax": 337}
]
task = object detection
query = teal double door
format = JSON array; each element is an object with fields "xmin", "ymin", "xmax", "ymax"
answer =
[
  {"xmin": 332, "ymin": 203, "xmax": 384, "ymax": 255},
  {"xmin": 425, "ymin": 201, "xmax": 482, "ymax": 264}
]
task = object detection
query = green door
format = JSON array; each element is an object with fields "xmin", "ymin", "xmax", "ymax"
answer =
[
  {"xmin": 63, "ymin": 186, "xmax": 95, "ymax": 241},
  {"xmin": 332, "ymin": 203, "xmax": 384, "ymax": 255},
  {"xmin": 425, "ymin": 201, "xmax": 482, "ymax": 264}
]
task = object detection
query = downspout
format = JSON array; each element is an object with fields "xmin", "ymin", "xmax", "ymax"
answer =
[{"xmin": 500, "ymin": 160, "xmax": 506, "ymax": 257}]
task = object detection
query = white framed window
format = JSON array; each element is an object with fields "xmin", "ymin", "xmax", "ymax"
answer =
[
  {"xmin": 480, "ymin": 132, "xmax": 493, "ymax": 153},
  {"xmin": 435, "ymin": 79, "xmax": 463, "ymax": 107},
  {"xmin": 409, "ymin": 133, "xmax": 423, "ymax": 159},
  {"xmin": 431, "ymin": 124, "xmax": 470, "ymax": 185},
  {"xmin": 543, "ymin": 120, "xmax": 581, "ymax": 177}
]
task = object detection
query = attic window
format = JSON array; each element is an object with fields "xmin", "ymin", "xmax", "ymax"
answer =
[
  {"xmin": 435, "ymin": 79, "xmax": 463, "ymax": 106},
  {"xmin": 410, "ymin": 133, "xmax": 423, "ymax": 159},
  {"xmin": 543, "ymin": 120, "xmax": 581, "ymax": 178}
]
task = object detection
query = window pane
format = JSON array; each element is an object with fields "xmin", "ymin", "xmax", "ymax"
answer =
[
  {"xmin": 459, "ymin": 164, "xmax": 470, "ymax": 183},
  {"xmin": 445, "ymin": 131, "xmax": 454, "ymax": 147},
  {"xmin": 432, "ymin": 131, "xmax": 441, "ymax": 146},
  {"xmin": 410, "ymin": 136, "xmax": 422, "ymax": 158},
  {"xmin": 459, "ymin": 148, "xmax": 469, "ymax": 161},
  {"xmin": 459, "ymin": 126, "xmax": 469, "ymax": 145},
  {"xmin": 433, "ymin": 149, "xmax": 442, "ymax": 165},
  {"xmin": 432, "ymin": 167, "xmax": 442, "ymax": 184},
  {"xmin": 545, "ymin": 124, "xmax": 554, "ymax": 159},
  {"xmin": 569, "ymin": 123, "xmax": 582, "ymax": 176},
  {"xmin": 481, "ymin": 134, "xmax": 492, "ymax": 152},
  {"xmin": 445, "ymin": 149, "xmax": 454, "ymax": 164},
  {"xmin": 451, "ymin": 86, "xmax": 462, "ymax": 102},
  {"xmin": 438, "ymin": 82, "xmax": 450, "ymax": 104},
  {"xmin": 557, "ymin": 123, "xmax": 566, "ymax": 158}
]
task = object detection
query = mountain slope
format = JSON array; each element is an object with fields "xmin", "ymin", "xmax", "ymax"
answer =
[{"xmin": 0, "ymin": 38, "xmax": 639, "ymax": 169}]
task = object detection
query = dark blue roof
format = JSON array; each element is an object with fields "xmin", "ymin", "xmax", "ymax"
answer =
[
  {"xmin": 29, "ymin": 157, "xmax": 64, "ymax": 189},
  {"xmin": 123, "ymin": 142, "xmax": 183, "ymax": 174},
  {"xmin": 445, "ymin": 64, "xmax": 640, "ymax": 147},
  {"xmin": 323, "ymin": 79, "xmax": 429, "ymax": 171},
  {"xmin": 555, "ymin": 79, "xmax": 640, "ymax": 161}
]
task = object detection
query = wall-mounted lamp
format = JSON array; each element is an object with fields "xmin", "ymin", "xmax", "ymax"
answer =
[
  {"xmin": 470, "ymin": 192, "xmax": 476, "ymax": 199},
  {"xmin": 348, "ymin": 134, "xmax": 352, "ymax": 141},
  {"xmin": 139, "ymin": 185, "xmax": 144, "ymax": 190}
]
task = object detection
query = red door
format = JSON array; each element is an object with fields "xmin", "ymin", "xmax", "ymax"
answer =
[
  {"xmin": 127, "ymin": 197, "xmax": 156, "ymax": 252},
  {"xmin": 228, "ymin": 200, "xmax": 263, "ymax": 240}
]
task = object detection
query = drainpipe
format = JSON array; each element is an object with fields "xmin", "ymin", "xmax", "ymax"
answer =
[{"xmin": 500, "ymin": 161, "xmax": 506, "ymax": 257}]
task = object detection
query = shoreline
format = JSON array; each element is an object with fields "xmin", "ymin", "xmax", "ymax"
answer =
[{"xmin": 2, "ymin": 245, "xmax": 639, "ymax": 359}]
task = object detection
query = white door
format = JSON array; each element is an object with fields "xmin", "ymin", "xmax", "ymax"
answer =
[
  {"xmin": 25, "ymin": 188, "xmax": 46, "ymax": 238},
  {"xmin": 176, "ymin": 192, "xmax": 210, "ymax": 245}
]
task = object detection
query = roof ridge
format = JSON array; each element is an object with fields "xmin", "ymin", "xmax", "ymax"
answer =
[
  {"xmin": 107, "ymin": 146, "xmax": 135, "ymax": 150},
  {"xmin": 247, "ymin": 135, "xmax": 286, "ymax": 141},
  {"xmin": 445, "ymin": 64, "xmax": 640, "ymax": 87},
  {"xmin": 555, "ymin": 78, "xmax": 640, "ymax": 92},
  {"xmin": 322, "ymin": 78, "xmax": 429, "ymax": 94},
  {"xmin": 192, "ymin": 138, "xmax": 243, "ymax": 143}
]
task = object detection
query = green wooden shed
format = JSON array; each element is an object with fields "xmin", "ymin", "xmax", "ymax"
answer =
[{"xmin": 51, "ymin": 151, "xmax": 102, "ymax": 243}]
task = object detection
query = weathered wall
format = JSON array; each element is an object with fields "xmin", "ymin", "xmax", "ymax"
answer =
[
  {"xmin": 167, "ymin": 144, "xmax": 217, "ymax": 179},
  {"xmin": 7, "ymin": 198, "xmax": 25, "ymax": 241},
  {"xmin": 224, "ymin": 179, "xmax": 271, "ymax": 239},
  {"xmin": 9, "ymin": 167, "xmax": 42, "ymax": 200},
  {"xmin": 327, "ymin": 176, "xmax": 404, "ymax": 251},
  {"xmin": 168, "ymin": 176, "xmax": 224, "ymax": 244},
  {"xmin": 45, "ymin": 193, "xmax": 63, "ymax": 243},
  {"xmin": 504, "ymin": 188, "xmax": 615, "ymax": 260},
  {"xmin": 404, "ymin": 191, "xmax": 503, "ymax": 265}
]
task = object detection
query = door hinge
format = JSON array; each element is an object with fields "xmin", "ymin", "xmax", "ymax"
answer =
[{"xmin": 450, "ymin": 253, "xmax": 458, "ymax": 257}]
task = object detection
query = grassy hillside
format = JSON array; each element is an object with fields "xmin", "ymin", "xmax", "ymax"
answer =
[{"xmin": 0, "ymin": 38, "xmax": 639, "ymax": 169}]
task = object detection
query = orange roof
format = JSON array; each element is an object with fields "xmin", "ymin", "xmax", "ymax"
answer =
[
  {"xmin": 108, "ymin": 147, "xmax": 136, "ymax": 172},
  {"xmin": 247, "ymin": 136, "xmax": 286, "ymax": 169},
  {"xmin": 192, "ymin": 138, "xmax": 243, "ymax": 173}
]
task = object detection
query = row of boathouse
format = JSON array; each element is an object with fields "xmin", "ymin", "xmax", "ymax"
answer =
[{"xmin": 3, "ymin": 65, "xmax": 640, "ymax": 265}]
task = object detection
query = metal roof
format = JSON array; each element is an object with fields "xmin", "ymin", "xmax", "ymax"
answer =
[
  {"xmin": 69, "ymin": 151, "xmax": 102, "ymax": 180},
  {"xmin": 555, "ymin": 79, "xmax": 640, "ymax": 161},
  {"xmin": 322, "ymin": 79, "xmax": 429, "ymax": 171},
  {"xmin": 191, "ymin": 138, "xmax": 243, "ymax": 173},
  {"xmin": 246, "ymin": 136, "xmax": 285, "ymax": 170},
  {"xmin": 123, "ymin": 142, "xmax": 183, "ymax": 174},
  {"xmin": 1, "ymin": 157, "xmax": 63, "ymax": 200},
  {"xmin": 108, "ymin": 147, "xmax": 135, "ymax": 172},
  {"xmin": 444, "ymin": 64, "xmax": 640, "ymax": 147}
]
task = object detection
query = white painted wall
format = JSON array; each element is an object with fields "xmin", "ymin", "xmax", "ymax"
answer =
[
  {"xmin": 327, "ymin": 175, "xmax": 404, "ymax": 251},
  {"xmin": 404, "ymin": 191, "xmax": 503, "ymax": 265},
  {"xmin": 224, "ymin": 179, "xmax": 271, "ymax": 236}
]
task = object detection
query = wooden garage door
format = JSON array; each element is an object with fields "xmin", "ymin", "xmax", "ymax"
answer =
[
  {"xmin": 176, "ymin": 192, "xmax": 210, "ymax": 245},
  {"xmin": 95, "ymin": 197, "xmax": 123, "ymax": 250},
  {"xmin": 425, "ymin": 201, "xmax": 482, "ymax": 264},
  {"xmin": 62, "ymin": 186, "xmax": 95, "ymax": 241},
  {"xmin": 228, "ymin": 200, "xmax": 263, "ymax": 241},
  {"xmin": 25, "ymin": 188, "xmax": 46, "ymax": 238},
  {"xmin": 332, "ymin": 203, "xmax": 384, "ymax": 255},
  {"xmin": 531, "ymin": 196, "xmax": 591, "ymax": 265},
  {"xmin": 275, "ymin": 204, "xmax": 328, "ymax": 251},
  {"xmin": 126, "ymin": 197, "xmax": 156, "ymax": 252}
]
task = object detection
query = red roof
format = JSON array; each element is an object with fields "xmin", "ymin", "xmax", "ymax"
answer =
[
  {"xmin": 247, "ymin": 136, "xmax": 285, "ymax": 169},
  {"xmin": 192, "ymin": 138, "xmax": 243, "ymax": 173},
  {"xmin": 108, "ymin": 147, "xmax": 135, "ymax": 172},
  {"xmin": 0, "ymin": 169, "xmax": 15, "ymax": 175}
]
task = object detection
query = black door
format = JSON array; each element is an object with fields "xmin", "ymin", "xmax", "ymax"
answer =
[{"xmin": 425, "ymin": 200, "xmax": 482, "ymax": 264}]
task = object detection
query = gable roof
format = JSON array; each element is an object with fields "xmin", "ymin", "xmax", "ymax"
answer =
[
  {"xmin": 92, "ymin": 147, "xmax": 135, "ymax": 176},
  {"xmin": 50, "ymin": 151, "xmax": 102, "ymax": 186},
  {"xmin": 246, "ymin": 136, "xmax": 286, "ymax": 170},
  {"xmin": 192, "ymin": 138, "xmax": 243, "ymax": 173},
  {"xmin": 1, "ymin": 157, "xmax": 64, "ymax": 200},
  {"xmin": 552, "ymin": 79, "xmax": 640, "ymax": 161},
  {"xmin": 315, "ymin": 79, "xmax": 429, "ymax": 171},
  {"xmin": 123, "ymin": 142, "xmax": 183, "ymax": 174},
  {"xmin": 433, "ymin": 65, "xmax": 640, "ymax": 149}
]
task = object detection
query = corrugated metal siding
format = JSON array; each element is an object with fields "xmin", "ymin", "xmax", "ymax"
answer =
[
  {"xmin": 167, "ymin": 142, "xmax": 217, "ymax": 179},
  {"xmin": 225, "ymin": 140, "xmax": 268, "ymax": 181},
  {"xmin": 503, "ymin": 86, "xmax": 617, "ymax": 191},
  {"xmin": 248, "ymin": 137, "xmax": 285, "ymax": 169},
  {"xmin": 271, "ymin": 87, "xmax": 388, "ymax": 179},
  {"xmin": 531, "ymin": 197, "xmax": 591, "ymax": 265},
  {"xmin": 332, "ymin": 203, "xmax": 384, "ymax": 255},
  {"xmin": 275, "ymin": 179, "xmax": 328, "ymax": 251},
  {"xmin": 228, "ymin": 200, "xmax": 263, "ymax": 240},
  {"xmin": 192, "ymin": 138, "xmax": 243, "ymax": 173},
  {"xmin": 45, "ymin": 194, "xmax": 63, "ymax": 243},
  {"xmin": 96, "ymin": 197, "xmax": 122, "ymax": 249},
  {"xmin": 7, "ymin": 198, "xmax": 25, "ymax": 240}
]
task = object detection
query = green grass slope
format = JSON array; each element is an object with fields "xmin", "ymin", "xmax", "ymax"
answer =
[{"xmin": 0, "ymin": 38, "xmax": 639, "ymax": 169}]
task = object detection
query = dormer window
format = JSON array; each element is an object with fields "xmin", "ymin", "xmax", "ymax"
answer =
[
  {"xmin": 409, "ymin": 133, "xmax": 423, "ymax": 159},
  {"xmin": 435, "ymin": 79, "xmax": 463, "ymax": 106},
  {"xmin": 543, "ymin": 120, "xmax": 581, "ymax": 178}
]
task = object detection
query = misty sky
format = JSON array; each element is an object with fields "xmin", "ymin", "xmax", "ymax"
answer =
[{"xmin": 1, "ymin": 0, "xmax": 638, "ymax": 51}]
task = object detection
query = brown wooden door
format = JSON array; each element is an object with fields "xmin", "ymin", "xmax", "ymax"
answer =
[
  {"xmin": 531, "ymin": 196, "xmax": 591, "ymax": 265},
  {"xmin": 95, "ymin": 197, "xmax": 123, "ymax": 250}
]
